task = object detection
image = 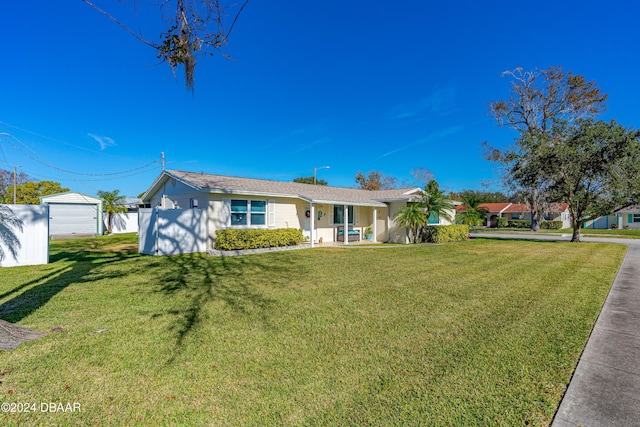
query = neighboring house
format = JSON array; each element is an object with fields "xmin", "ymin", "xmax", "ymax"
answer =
[
  {"xmin": 140, "ymin": 170, "xmax": 455, "ymax": 252},
  {"xmin": 457, "ymin": 202, "xmax": 571, "ymax": 229},
  {"xmin": 40, "ymin": 192, "xmax": 103, "ymax": 236},
  {"xmin": 586, "ymin": 207, "xmax": 640, "ymax": 230}
]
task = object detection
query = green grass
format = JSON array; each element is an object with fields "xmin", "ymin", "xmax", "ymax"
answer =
[
  {"xmin": 473, "ymin": 227, "xmax": 640, "ymax": 239},
  {"xmin": 0, "ymin": 233, "xmax": 626, "ymax": 426}
]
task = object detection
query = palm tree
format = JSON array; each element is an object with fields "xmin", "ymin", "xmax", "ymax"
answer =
[
  {"xmin": 394, "ymin": 180, "xmax": 455, "ymax": 243},
  {"xmin": 97, "ymin": 189, "xmax": 127, "ymax": 234},
  {"xmin": 420, "ymin": 181, "xmax": 455, "ymax": 225},
  {"xmin": 457, "ymin": 193, "xmax": 488, "ymax": 226},
  {"xmin": 394, "ymin": 203, "xmax": 428, "ymax": 243}
]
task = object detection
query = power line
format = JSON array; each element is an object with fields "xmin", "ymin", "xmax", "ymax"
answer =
[
  {"xmin": 0, "ymin": 132, "xmax": 159, "ymax": 176},
  {"xmin": 0, "ymin": 120, "xmax": 149, "ymax": 163}
]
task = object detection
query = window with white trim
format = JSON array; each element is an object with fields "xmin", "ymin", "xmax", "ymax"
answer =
[
  {"xmin": 633, "ymin": 214, "xmax": 640, "ymax": 223},
  {"xmin": 231, "ymin": 199, "xmax": 266, "ymax": 226},
  {"xmin": 333, "ymin": 205, "xmax": 354, "ymax": 225}
]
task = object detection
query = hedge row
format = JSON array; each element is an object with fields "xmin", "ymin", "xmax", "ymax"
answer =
[
  {"xmin": 215, "ymin": 228, "xmax": 304, "ymax": 251},
  {"xmin": 496, "ymin": 218, "xmax": 562, "ymax": 229},
  {"xmin": 541, "ymin": 220, "xmax": 563, "ymax": 230},
  {"xmin": 423, "ymin": 224, "xmax": 469, "ymax": 243}
]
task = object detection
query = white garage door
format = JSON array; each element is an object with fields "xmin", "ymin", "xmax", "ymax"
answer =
[{"xmin": 48, "ymin": 203, "xmax": 99, "ymax": 235}]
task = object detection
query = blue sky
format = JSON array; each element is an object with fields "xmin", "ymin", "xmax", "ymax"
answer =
[{"xmin": 2, "ymin": 1, "xmax": 639, "ymax": 198}]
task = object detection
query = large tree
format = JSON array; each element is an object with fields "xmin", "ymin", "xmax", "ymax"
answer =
[
  {"xmin": 293, "ymin": 176, "xmax": 328, "ymax": 186},
  {"xmin": 355, "ymin": 171, "xmax": 398, "ymax": 190},
  {"xmin": 0, "ymin": 169, "xmax": 31, "ymax": 203},
  {"xmin": 82, "ymin": 0, "xmax": 248, "ymax": 92},
  {"xmin": 98, "ymin": 189, "xmax": 128, "ymax": 234},
  {"xmin": 448, "ymin": 189, "xmax": 510, "ymax": 203},
  {"xmin": 10, "ymin": 180, "xmax": 69, "ymax": 204},
  {"xmin": 487, "ymin": 66, "xmax": 607, "ymax": 231},
  {"xmin": 545, "ymin": 119, "xmax": 640, "ymax": 242}
]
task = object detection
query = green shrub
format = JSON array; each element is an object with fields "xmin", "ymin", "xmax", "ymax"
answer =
[
  {"xmin": 508, "ymin": 219, "xmax": 531, "ymax": 229},
  {"xmin": 215, "ymin": 228, "xmax": 304, "ymax": 251},
  {"xmin": 541, "ymin": 220, "xmax": 563, "ymax": 230},
  {"xmin": 423, "ymin": 224, "xmax": 469, "ymax": 243},
  {"xmin": 496, "ymin": 217, "xmax": 508, "ymax": 228}
]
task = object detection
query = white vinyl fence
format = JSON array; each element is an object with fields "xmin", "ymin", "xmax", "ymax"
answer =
[
  {"xmin": 0, "ymin": 204, "xmax": 49, "ymax": 267},
  {"xmin": 105, "ymin": 211, "xmax": 139, "ymax": 234},
  {"xmin": 138, "ymin": 208, "xmax": 206, "ymax": 255}
]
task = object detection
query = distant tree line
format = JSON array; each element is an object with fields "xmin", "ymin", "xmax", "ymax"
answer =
[{"xmin": 0, "ymin": 169, "xmax": 69, "ymax": 204}]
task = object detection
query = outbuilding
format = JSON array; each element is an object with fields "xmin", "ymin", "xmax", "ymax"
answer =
[{"xmin": 40, "ymin": 192, "xmax": 103, "ymax": 237}]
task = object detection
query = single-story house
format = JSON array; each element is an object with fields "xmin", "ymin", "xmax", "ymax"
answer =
[
  {"xmin": 457, "ymin": 202, "xmax": 571, "ymax": 228},
  {"xmin": 40, "ymin": 191, "xmax": 103, "ymax": 236},
  {"xmin": 585, "ymin": 207, "xmax": 640, "ymax": 230},
  {"xmin": 140, "ymin": 170, "xmax": 456, "ymax": 251}
]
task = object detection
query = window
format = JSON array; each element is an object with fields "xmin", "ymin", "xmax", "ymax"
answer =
[
  {"xmin": 251, "ymin": 200, "xmax": 266, "ymax": 225},
  {"xmin": 511, "ymin": 213, "xmax": 521, "ymax": 220},
  {"xmin": 633, "ymin": 214, "xmax": 640, "ymax": 223},
  {"xmin": 428, "ymin": 212, "xmax": 439, "ymax": 224},
  {"xmin": 231, "ymin": 199, "xmax": 266, "ymax": 226},
  {"xmin": 190, "ymin": 198, "xmax": 199, "ymax": 208},
  {"xmin": 333, "ymin": 205, "xmax": 354, "ymax": 224}
]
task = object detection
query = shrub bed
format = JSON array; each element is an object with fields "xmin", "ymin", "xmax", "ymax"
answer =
[
  {"xmin": 507, "ymin": 219, "xmax": 531, "ymax": 228},
  {"xmin": 423, "ymin": 224, "xmax": 470, "ymax": 243},
  {"xmin": 215, "ymin": 228, "xmax": 304, "ymax": 251},
  {"xmin": 541, "ymin": 220, "xmax": 563, "ymax": 230},
  {"xmin": 496, "ymin": 217, "xmax": 508, "ymax": 228}
]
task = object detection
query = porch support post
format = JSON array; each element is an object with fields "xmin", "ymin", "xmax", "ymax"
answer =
[
  {"xmin": 344, "ymin": 204, "xmax": 349, "ymax": 245},
  {"xmin": 310, "ymin": 203, "xmax": 316, "ymax": 248},
  {"xmin": 373, "ymin": 207, "xmax": 377, "ymax": 242}
]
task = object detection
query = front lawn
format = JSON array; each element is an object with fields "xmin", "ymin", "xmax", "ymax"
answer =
[
  {"xmin": 0, "ymin": 234, "xmax": 626, "ymax": 426},
  {"xmin": 473, "ymin": 226, "xmax": 640, "ymax": 239}
]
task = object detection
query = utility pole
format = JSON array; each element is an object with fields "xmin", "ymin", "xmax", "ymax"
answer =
[{"xmin": 161, "ymin": 152, "xmax": 165, "ymax": 171}]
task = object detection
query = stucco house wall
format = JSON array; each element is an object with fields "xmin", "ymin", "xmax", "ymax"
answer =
[{"xmin": 140, "ymin": 170, "xmax": 437, "ymax": 251}]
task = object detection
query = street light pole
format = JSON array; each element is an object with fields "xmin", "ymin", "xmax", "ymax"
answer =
[
  {"xmin": 13, "ymin": 166, "xmax": 17, "ymax": 204},
  {"xmin": 313, "ymin": 166, "xmax": 330, "ymax": 185}
]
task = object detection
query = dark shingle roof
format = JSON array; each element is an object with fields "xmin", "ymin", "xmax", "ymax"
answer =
[{"xmin": 161, "ymin": 170, "xmax": 420, "ymax": 207}]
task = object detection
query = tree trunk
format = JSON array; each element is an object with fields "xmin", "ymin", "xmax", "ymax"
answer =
[
  {"xmin": 0, "ymin": 319, "xmax": 46, "ymax": 350},
  {"xmin": 570, "ymin": 214, "xmax": 583, "ymax": 242},
  {"xmin": 529, "ymin": 187, "xmax": 541, "ymax": 232}
]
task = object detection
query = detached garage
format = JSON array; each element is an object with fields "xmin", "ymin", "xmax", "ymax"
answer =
[{"xmin": 41, "ymin": 192, "xmax": 103, "ymax": 237}]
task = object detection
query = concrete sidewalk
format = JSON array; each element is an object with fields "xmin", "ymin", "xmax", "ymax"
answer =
[{"xmin": 471, "ymin": 233, "xmax": 640, "ymax": 426}]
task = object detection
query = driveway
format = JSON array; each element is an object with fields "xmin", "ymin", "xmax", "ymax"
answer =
[{"xmin": 471, "ymin": 232, "xmax": 640, "ymax": 426}]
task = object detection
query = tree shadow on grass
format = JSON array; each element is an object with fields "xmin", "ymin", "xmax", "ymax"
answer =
[
  {"xmin": 152, "ymin": 253, "xmax": 304, "ymax": 363},
  {"xmin": 0, "ymin": 246, "xmax": 140, "ymax": 324}
]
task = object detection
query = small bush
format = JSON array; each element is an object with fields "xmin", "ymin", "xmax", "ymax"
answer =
[
  {"xmin": 610, "ymin": 223, "xmax": 618, "ymax": 229},
  {"xmin": 541, "ymin": 220, "xmax": 563, "ymax": 230},
  {"xmin": 215, "ymin": 228, "xmax": 304, "ymax": 251},
  {"xmin": 423, "ymin": 224, "xmax": 469, "ymax": 243},
  {"xmin": 496, "ymin": 217, "xmax": 508, "ymax": 228},
  {"xmin": 507, "ymin": 219, "xmax": 531, "ymax": 229}
]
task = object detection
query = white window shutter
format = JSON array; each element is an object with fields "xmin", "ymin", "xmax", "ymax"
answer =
[
  {"xmin": 328, "ymin": 206, "xmax": 334, "ymax": 225},
  {"xmin": 268, "ymin": 199, "xmax": 276, "ymax": 226},
  {"xmin": 354, "ymin": 206, "xmax": 360, "ymax": 225}
]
